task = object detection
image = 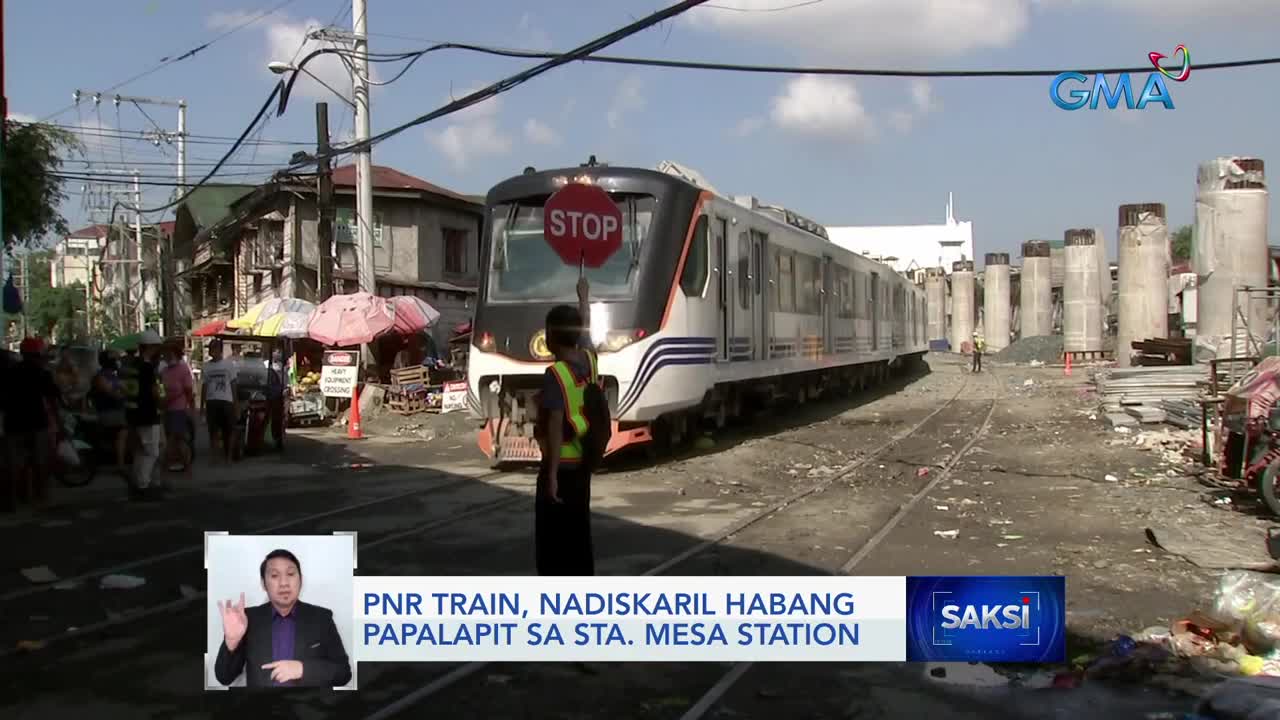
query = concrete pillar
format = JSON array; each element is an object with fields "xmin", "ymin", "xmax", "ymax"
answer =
[
  {"xmin": 1195, "ymin": 157, "xmax": 1269, "ymax": 357},
  {"xmin": 1064, "ymin": 229, "xmax": 1104, "ymax": 353},
  {"xmin": 1020, "ymin": 240, "xmax": 1052, "ymax": 338},
  {"xmin": 983, "ymin": 253, "xmax": 1011, "ymax": 351},
  {"xmin": 924, "ymin": 266, "xmax": 947, "ymax": 344},
  {"xmin": 1116, "ymin": 203, "xmax": 1170, "ymax": 368},
  {"xmin": 949, "ymin": 260, "xmax": 975, "ymax": 352}
]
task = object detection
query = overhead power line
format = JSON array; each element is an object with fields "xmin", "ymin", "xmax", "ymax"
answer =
[
  {"xmin": 289, "ymin": 0, "xmax": 715, "ymax": 167},
  {"xmin": 342, "ymin": 41, "xmax": 1280, "ymax": 79},
  {"xmin": 37, "ymin": 0, "xmax": 301, "ymax": 123}
]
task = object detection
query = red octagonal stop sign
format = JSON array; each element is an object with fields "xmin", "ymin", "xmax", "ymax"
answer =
[{"xmin": 543, "ymin": 183, "xmax": 624, "ymax": 269}]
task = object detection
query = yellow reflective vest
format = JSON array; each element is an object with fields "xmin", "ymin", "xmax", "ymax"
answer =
[{"xmin": 547, "ymin": 350, "xmax": 599, "ymax": 463}]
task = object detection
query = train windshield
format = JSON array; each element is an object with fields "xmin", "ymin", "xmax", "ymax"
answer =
[{"xmin": 486, "ymin": 194, "xmax": 656, "ymax": 303}]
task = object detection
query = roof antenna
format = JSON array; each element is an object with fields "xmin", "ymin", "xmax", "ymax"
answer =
[
  {"xmin": 523, "ymin": 166, "xmax": 536, "ymax": 175},
  {"xmin": 583, "ymin": 155, "xmax": 598, "ymax": 168}
]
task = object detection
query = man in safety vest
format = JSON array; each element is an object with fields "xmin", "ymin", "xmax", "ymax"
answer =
[
  {"xmin": 972, "ymin": 331, "xmax": 986, "ymax": 374},
  {"xmin": 121, "ymin": 330, "xmax": 167, "ymax": 501},
  {"xmin": 533, "ymin": 275, "xmax": 596, "ymax": 576}
]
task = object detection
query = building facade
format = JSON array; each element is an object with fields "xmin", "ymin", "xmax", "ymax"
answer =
[
  {"xmin": 184, "ymin": 165, "xmax": 483, "ymax": 348},
  {"xmin": 825, "ymin": 194, "xmax": 975, "ymax": 280}
]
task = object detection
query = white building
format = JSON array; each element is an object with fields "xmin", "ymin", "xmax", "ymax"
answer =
[{"xmin": 825, "ymin": 194, "xmax": 974, "ymax": 280}]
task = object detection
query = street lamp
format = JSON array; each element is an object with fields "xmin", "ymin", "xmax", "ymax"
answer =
[{"xmin": 267, "ymin": 61, "xmax": 356, "ymax": 109}]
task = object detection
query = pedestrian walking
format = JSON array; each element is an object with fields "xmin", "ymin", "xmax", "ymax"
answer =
[
  {"xmin": 533, "ymin": 276, "xmax": 600, "ymax": 576},
  {"xmin": 1, "ymin": 337, "xmax": 60, "ymax": 511},
  {"xmin": 121, "ymin": 330, "xmax": 166, "ymax": 501},
  {"xmin": 972, "ymin": 331, "xmax": 986, "ymax": 373},
  {"xmin": 161, "ymin": 342, "xmax": 196, "ymax": 477},
  {"xmin": 201, "ymin": 339, "xmax": 239, "ymax": 465}
]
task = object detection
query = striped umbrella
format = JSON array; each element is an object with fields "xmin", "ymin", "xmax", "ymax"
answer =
[
  {"xmin": 252, "ymin": 298, "xmax": 316, "ymax": 338},
  {"xmin": 227, "ymin": 299, "xmax": 283, "ymax": 331},
  {"xmin": 389, "ymin": 295, "xmax": 442, "ymax": 335}
]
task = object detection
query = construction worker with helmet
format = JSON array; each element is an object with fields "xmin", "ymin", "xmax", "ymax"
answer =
[{"xmin": 972, "ymin": 330, "xmax": 986, "ymax": 373}]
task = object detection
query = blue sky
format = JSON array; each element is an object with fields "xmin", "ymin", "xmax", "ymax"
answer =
[{"xmin": 8, "ymin": 0, "xmax": 1280, "ymax": 261}]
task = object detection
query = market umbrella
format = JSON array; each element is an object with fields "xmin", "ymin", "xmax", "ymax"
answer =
[
  {"xmin": 227, "ymin": 299, "xmax": 284, "ymax": 330},
  {"xmin": 252, "ymin": 298, "xmax": 316, "ymax": 338},
  {"xmin": 388, "ymin": 295, "xmax": 442, "ymax": 335},
  {"xmin": 108, "ymin": 332, "xmax": 145, "ymax": 351},
  {"xmin": 191, "ymin": 318, "xmax": 229, "ymax": 337},
  {"xmin": 306, "ymin": 292, "xmax": 396, "ymax": 347}
]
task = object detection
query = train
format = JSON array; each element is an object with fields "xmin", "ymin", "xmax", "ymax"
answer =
[{"xmin": 466, "ymin": 160, "xmax": 929, "ymax": 463}]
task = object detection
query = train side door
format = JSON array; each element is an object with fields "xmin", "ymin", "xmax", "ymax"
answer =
[
  {"xmin": 714, "ymin": 217, "xmax": 730, "ymax": 361},
  {"xmin": 751, "ymin": 230, "xmax": 767, "ymax": 361},
  {"xmin": 870, "ymin": 272, "xmax": 880, "ymax": 351},
  {"xmin": 822, "ymin": 257, "xmax": 834, "ymax": 355}
]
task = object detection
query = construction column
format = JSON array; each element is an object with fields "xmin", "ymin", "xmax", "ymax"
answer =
[{"xmin": 316, "ymin": 102, "xmax": 334, "ymax": 302}]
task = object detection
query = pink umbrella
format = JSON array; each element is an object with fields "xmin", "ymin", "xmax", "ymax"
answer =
[
  {"xmin": 306, "ymin": 292, "xmax": 396, "ymax": 347},
  {"xmin": 389, "ymin": 295, "xmax": 442, "ymax": 335}
]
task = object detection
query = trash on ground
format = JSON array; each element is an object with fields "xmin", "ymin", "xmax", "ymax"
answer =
[
  {"xmin": 99, "ymin": 574, "xmax": 147, "ymax": 590},
  {"xmin": 933, "ymin": 530, "xmax": 959, "ymax": 540},
  {"xmin": 20, "ymin": 566, "xmax": 59, "ymax": 584}
]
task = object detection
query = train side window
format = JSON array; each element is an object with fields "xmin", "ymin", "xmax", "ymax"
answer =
[
  {"xmin": 774, "ymin": 249, "xmax": 795, "ymax": 312},
  {"xmin": 738, "ymin": 232, "xmax": 750, "ymax": 309},
  {"xmin": 852, "ymin": 271, "xmax": 866, "ymax": 319},
  {"xmin": 837, "ymin": 267, "xmax": 854, "ymax": 318},
  {"xmin": 680, "ymin": 216, "xmax": 709, "ymax": 297}
]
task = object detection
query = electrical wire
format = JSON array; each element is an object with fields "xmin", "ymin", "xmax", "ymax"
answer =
[
  {"xmin": 283, "ymin": 0, "xmax": 713, "ymax": 166},
  {"xmin": 705, "ymin": 0, "xmax": 824, "ymax": 11},
  {"xmin": 36, "ymin": 0, "xmax": 302, "ymax": 123},
  {"xmin": 346, "ymin": 41, "xmax": 1280, "ymax": 79}
]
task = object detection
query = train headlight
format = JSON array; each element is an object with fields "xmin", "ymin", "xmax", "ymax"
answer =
[
  {"xmin": 476, "ymin": 332, "xmax": 496, "ymax": 353},
  {"xmin": 529, "ymin": 330, "xmax": 553, "ymax": 360},
  {"xmin": 597, "ymin": 329, "xmax": 646, "ymax": 353}
]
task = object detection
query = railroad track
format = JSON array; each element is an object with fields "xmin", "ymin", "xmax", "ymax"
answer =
[
  {"xmin": 0, "ymin": 470, "xmax": 533, "ymax": 659},
  {"xmin": 359, "ymin": 368, "xmax": 992, "ymax": 720}
]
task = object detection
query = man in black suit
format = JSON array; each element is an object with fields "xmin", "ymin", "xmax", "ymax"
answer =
[{"xmin": 213, "ymin": 549, "xmax": 352, "ymax": 688}]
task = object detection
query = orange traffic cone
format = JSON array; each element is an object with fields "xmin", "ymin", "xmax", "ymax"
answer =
[
  {"xmin": 1064, "ymin": 352, "xmax": 1072, "ymax": 376},
  {"xmin": 348, "ymin": 383, "xmax": 364, "ymax": 440}
]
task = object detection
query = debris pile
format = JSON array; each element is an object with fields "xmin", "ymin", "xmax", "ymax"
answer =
[
  {"xmin": 1096, "ymin": 365, "xmax": 1224, "ymax": 430},
  {"xmin": 992, "ymin": 335, "xmax": 1064, "ymax": 365},
  {"xmin": 1131, "ymin": 337, "xmax": 1193, "ymax": 366},
  {"xmin": 1072, "ymin": 571, "xmax": 1280, "ymax": 695}
]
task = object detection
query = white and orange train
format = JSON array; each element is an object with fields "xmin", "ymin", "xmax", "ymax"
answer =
[{"xmin": 466, "ymin": 161, "xmax": 929, "ymax": 463}]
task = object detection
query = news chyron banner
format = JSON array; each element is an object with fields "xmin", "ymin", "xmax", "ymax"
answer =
[
  {"xmin": 204, "ymin": 531, "xmax": 1066, "ymax": 692},
  {"xmin": 354, "ymin": 575, "xmax": 1066, "ymax": 664}
]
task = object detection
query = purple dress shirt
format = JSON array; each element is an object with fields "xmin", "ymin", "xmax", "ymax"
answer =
[{"xmin": 270, "ymin": 607, "xmax": 297, "ymax": 686}]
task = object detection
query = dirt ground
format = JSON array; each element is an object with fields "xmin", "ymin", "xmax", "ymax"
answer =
[{"xmin": 5, "ymin": 352, "xmax": 1277, "ymax": 719}]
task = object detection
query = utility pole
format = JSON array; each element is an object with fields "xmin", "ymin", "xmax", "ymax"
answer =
[
  {"xmin": 1, "ymin": 0, "xmax": 7, "ymax": 297},
  {"xmin": 316, "ymin": 102, "xmax": 335, "ymax": 302},
  {"xmin": 352, "ymin": 0, "xmax": 375, "ymax": 300},
  {"xmin": 73, "ymin": 90, "xmax": 187, "ymax": 335},
  {"xmin": 133, "ymin": 172, "xmax": 144, "ymax": 333},
  {"xmin": 20, "ymin": 247, "xmax": 28, "ymax": 339}
]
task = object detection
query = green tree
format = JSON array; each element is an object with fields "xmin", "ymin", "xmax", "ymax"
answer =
[
  {"xmin": 1172, "ymin": 224, "xmax": 1192, "ymax": 262},
  {"xmin": 2, "ymin": 119, "xmax": 82, "ymax": 250},
  {"xmin": 4, "ymin": 250, "xmax": 86, "ymax": 341}
]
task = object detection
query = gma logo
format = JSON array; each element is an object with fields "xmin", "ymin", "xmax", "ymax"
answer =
[
  {"xmin": 939, "ymin": 602, "xmax": 1031, "ymax": 630},
  {"xmin": 1050, "ymin": 72, "xmax": 1175, "ymax": 111}
]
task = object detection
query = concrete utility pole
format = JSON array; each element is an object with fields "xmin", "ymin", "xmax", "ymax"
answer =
[
  {"xmin": 133, "ymin": 171, "xmax": 144, "ymax": 333},
  {"xmin": 316, "ymin": 102, "xmax": 335, "ymax": 302},
  {"xmin": 73, "ymin": 90, "xmax": 187, "ymax": 335},
  {"xmin": 352, "ymin": 0, "xmax": 376, "ymax": 305}
]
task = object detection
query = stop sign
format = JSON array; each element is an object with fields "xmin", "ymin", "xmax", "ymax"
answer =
[{"xmin": 543, "ymin": 183, "xmax": 624, "ymax": 268}]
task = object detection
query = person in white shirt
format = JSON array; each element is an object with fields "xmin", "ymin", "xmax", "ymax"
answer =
[{"xmin": 201, "ymin": 340, "xmax": 239, "ymax": 465}]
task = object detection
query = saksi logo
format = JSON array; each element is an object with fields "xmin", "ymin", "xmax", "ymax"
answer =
[
  {"xmin": 939, "ymin": 600, "xmax": 1031, "ymax": 630},
  {"xmin": 1051, "ymin": 45, "xmax": 1190, "ymax": 111}
]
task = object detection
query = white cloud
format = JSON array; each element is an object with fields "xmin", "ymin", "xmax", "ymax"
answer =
[
  {"xmin": 1033, "ymin": 0, "xmax": 1278, "ymax": 22},
  {"xmin": 606, "ymin": 75, "xmax": 646, "ymax": 129},
  {"xmin": 424, "ymin": 88, "xmax": 512, "ymax": 170},
  {"xmin": 770, "ymin": 76, "xmax": 874, "ymax": 140},
  {"xmin": 888, "ymin": 79, "xmax": 939, "ymax": 134},
  {"xmin": 524, "ymin": 118, "xmax": 560, "ymax": 146},
  {"xmin": 686, "ymin": 0, "xmax": 1031, "ymax": 62},
  {"xmin": 206, "ymin": 10, "xmax": 380, "ymax": 105}
]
